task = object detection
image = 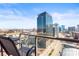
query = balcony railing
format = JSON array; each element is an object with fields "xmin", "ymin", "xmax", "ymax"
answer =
[
  {"xmin": 19, "ymin": 33, "xmax": 79, "ymax": 56},
  {"xmin": 0, "ymin": 33, "xmax": 79, "ymax": 56}
]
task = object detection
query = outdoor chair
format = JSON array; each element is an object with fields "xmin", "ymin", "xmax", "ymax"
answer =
[{"xmin": 0, "ymin": 36, "xmax": 35, "ymax": 56}]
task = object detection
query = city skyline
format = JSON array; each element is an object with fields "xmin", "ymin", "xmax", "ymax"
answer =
[{"xmin": 0, "ymin": 3, "xmax": 79, "ymax": 29}]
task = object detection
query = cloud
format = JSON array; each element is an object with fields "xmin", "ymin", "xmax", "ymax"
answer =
[
  {"xmin": 0, "ymin": 4, "xmax": 28, "ymax": 16},
  {"xmin": 0, "ymin": 9, "xmax": 14, "ymax": 16},
  {"xmin": 51, "ymin": 11, "xmax": 79, "ymax": 28},
  {"xmin": 33, "ymin": 8, "xmax": 47, "ymax": 13},
  {"xmin": 0, "ymin": 8, "xmax": 36, "ymax": 29},
  {"xmin": 0, "ymin": 15, "xmax": 36, "ymax": 29}
]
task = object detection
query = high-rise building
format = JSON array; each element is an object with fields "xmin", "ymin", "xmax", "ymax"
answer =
[
  {"xmin": 37, "ymin": 12, "xmax": 53, "ymax": 48},
  {"xmin": 61, "ymin": 25, "xmax": 65, "ymax": 32},
  {"xmin": 77, "ymin": 25, "xmax": 79, "ymax": 32},
  {"xmin": 68, "ymin": 26, "xmax": 75, "ymax": 32},
  {"xmin": 37, "ymin": 11, "xmax": 53, "ymax": 36},
  {"xmin": 68, "ymin": 26, "xmax": 76, "ymax": 37},
  {"xmin": 59, "ymin": 26, "xmax": 62, "ymax": 32},
  {"xmin": 53, "ymin": 23, "xmax": 59, "ymax": 37}
]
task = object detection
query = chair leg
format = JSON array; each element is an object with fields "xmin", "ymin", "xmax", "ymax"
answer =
[{"xmin": 1, "ymin": 45, "xmax": 3, "ymax": 56}]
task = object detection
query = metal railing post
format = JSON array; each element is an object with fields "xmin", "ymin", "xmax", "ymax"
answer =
[{"xmin": 35, "ymin": 36, "xmax": 37, "ymax": 56}]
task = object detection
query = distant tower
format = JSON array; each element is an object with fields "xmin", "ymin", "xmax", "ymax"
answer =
[
  {"xmin": 68, "ymin": 26, "xmax": 75, "ymax": 32},
  {"xmin": 53, "ymin": 23, "xmax": 59, "ymax": 38},
  {"xmin": 37, "ymin": 12, "xmax": 53, "ymax": 48},
  {"xmin": 37, "ymin": 11, "xmax": 53, "ymax": 36},
  {"xmin": 68, "ymin": 26, "xmax": 76, "ymax": 37},
  {"xmin": 77, "ymin": 25, "xmax": 79, "ymax": 32},
  {"xmin": 61, "ymin": 25, "xmax": 65, "ymax": 32}
]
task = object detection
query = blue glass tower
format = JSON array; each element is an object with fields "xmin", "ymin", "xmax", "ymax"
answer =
[
  {"xmin": 37, "ymin": 12, "xmax": 53, "ymax": 35},
  {"xmin": 37, "ymin": 12, "xmax": 53, "ymax": 48},
  {"xmin": 61, "ymin": 25, "xmax": 65, "ymax": 32}
]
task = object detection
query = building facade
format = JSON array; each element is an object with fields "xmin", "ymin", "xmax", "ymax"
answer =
[
  {"xmin": 77, "ymin": 25, "xmax": 79, "ymax": 32},
  {"xmin": 68, "ymin": 26, "xmax": 75, "ymax": 32},
  {"xmin": 37, "ymin": 12, "xmax": 53, "ymax": 36},
  {"xmin": 37, "ymin": 12, "xmax": 53, "ymax": 48},
  {"xmin": 61, "ymin": 25, "xmax": 65, "ymax": 32},
  {"xmin": 68, "ymin": 26, "xmax": 76, "ymax": 37},
  {"xmin": 53, "ymin": 23, "xmax": 59, "ymax": 38}
]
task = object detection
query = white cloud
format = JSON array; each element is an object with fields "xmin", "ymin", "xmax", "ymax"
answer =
[
  {"xmin": 13, "ymin": 8, "xmax": 26, "ymax": 16},
  {"xmin": 33, "ymin": 8, "xmax": 47, "ymax": 13},
  {"xmin": 0, "ymin": 8, "xmax": 26, "ymax": 17},
  {"xmin": 0, "ymin": 15, "xmax": 36, "ymax": 29},
  {"xmin": 0, "ymin": 9, "xmax": 14, "ymax": 15},
  {"xmin": 0, "ymin": 8, "xmax": 36, "ymax": 29},
  {"xmin": 0, "ymin": 4, "xmax": 37, "ymax": 29},
  {"xmin": 51, "ymin": 11, "xmax": 79, "ymax": 28}
]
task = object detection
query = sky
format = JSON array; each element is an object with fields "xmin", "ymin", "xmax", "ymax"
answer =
[{"xmin": 0, "ymin": 3, "xmax": 79, "ymax": 29}]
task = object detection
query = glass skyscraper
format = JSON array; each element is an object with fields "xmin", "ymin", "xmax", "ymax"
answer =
[
  {"xmin": 61, "ymin": 25, "xmax": 65, "ymax": 32},
  {"xmin": 37, "ymin": 12, "xmax": 53, "ymax": 48},
  {"xmin": 37, "ymin": 12, "xmax": 53, "ymax": 36}
]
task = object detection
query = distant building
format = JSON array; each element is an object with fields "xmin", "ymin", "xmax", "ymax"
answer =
[
  {"xmin": 68, "ymin": 26, "xmax": 76, "ymax": 37},
  {"xmin": 37, "ymin": 12, "xmax": 53, "ymax": 48},
  {"xmin": 62, "ymin": 44, "xmax": 79, "ymax": 56},
  {"xmin": 59, "ymin": 25, "xmax": 65, "ymax": 32},
  {"xmin": 68, "ymin": 26, "xmax": 75, "ymax": 32},
  {"xmin": 61, "ymin": 25, "xmax": 65, "ymax": 32},
  {"xmin": 53, "ymin": 23, "xmax": 59, "ymax": 38},
  {"xmin": 77, "ymin": 25, "xmax": 79, "ymax": 32},
  {"xmin": 37, "ymin": 11, "xmax": 53, "ymax": 36},
  {"xmin": 74, "ymin": 32, "xmax": 79, "ymax": 40},
  {"xmin": 59, "ymin": 26, "xmax": 62, "ymax": 32}
]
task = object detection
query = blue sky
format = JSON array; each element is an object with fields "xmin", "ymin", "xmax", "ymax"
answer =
[{"xmin": 0, "ymin": 3, "xmax": 79, "ymax": 29}]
